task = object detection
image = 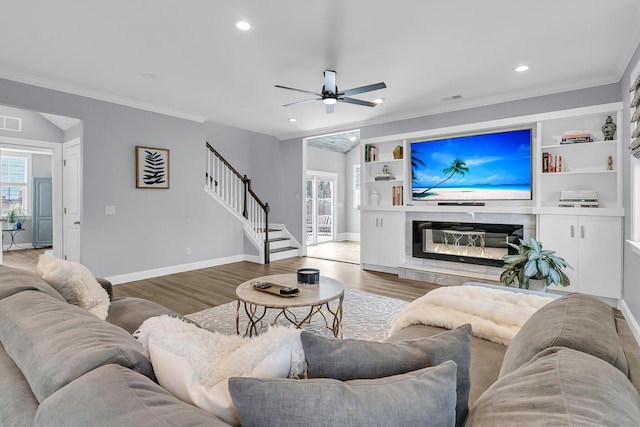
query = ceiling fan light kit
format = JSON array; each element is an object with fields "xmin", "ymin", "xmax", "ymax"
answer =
[{"xmin": 275, "ymin": 70, "xmax": 386, "ymax": 114}]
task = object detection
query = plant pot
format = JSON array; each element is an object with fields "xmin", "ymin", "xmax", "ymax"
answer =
[
  {"xmin": 6, "ymin": 222, "xmax": 16, "ymax": 230},
  {"xmin": 527, "ymin": 279, "xmax": 547, "ymax": 292}
]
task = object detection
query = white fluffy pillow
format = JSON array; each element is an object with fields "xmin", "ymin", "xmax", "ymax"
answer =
[
  {"xmin": 135, "ymin": 316, "xmax": 305, "ymax": 426},
  {"xmin": 35, "ymin": 255, "xmax": 110, "ymax": 320}
]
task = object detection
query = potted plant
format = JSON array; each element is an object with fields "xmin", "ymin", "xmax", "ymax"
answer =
[
  {"xmin": 500, "ymin": 237, "xmax": 571, "ymax": 290},
  {"xmin": 4, "ymin": 207, "xmax": 17, "ymax": 230}
]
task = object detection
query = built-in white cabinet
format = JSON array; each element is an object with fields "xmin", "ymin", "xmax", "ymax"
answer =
[
  {"xmin": 360, "ymin": 211, "xmax": 405, "ymax": 270},
  {"xmin": 538, "ymin": 214, "xmax": 622, "ymax": 299}
]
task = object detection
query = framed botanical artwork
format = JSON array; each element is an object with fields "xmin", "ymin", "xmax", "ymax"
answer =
[{"xmin": 136, "ymin": 146, "xmax": 170, "ymax": 189}]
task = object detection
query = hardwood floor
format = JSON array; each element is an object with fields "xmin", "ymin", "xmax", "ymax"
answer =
[
  {"xmin": 306, "ymin": 241, "xmax": 360, "ymax": 265},
  {"xmin": 2, "ymin": 248, "xmax": 439, "ymax": 316},
  {"xmin": 114, "ymin": 256, "xmax": 440, "ymax": 315}
]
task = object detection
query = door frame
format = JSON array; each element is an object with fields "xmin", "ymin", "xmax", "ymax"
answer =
[
  {"xmin": 0, "ymin": 135, "xmax": 63, "ymax": 258},
  {"xmin": 306, "ymin": 170, "xmax": 338, "ymax": 246}
]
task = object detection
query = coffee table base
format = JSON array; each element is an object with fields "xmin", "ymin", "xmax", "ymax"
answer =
[{"xmin": 236, "ymin": 295, "xmax": 344, "ymax": 338}]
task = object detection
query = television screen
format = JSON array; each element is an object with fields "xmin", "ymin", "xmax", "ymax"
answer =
[{"xmin": 411, "ymin": 128, "xmax": 532, "ymax": 201}]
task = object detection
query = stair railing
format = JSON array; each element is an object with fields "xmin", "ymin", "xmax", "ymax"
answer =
[{"xmin": 205, "ymin": 142, "xmax": 270, "ymax": 263}]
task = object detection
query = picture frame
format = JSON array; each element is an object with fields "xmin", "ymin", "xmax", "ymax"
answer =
[{"xmin": 136, "ymin": 146, "xmax": 170, "ymax": 189}]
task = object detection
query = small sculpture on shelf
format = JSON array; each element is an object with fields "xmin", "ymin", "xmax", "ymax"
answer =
[
  {"xmin": 374, "ymin": 165, "xmax": 395, "ymax": 181},
  {"xmin": 601, "ymin": 115, "xmax": 617, "ymax": 141},
  {"xmin": 393, "ymin": 145, "xmax": 403, "ymax": 159},
  {"xmin": 607, "ymin": 155, "xmax": 613, "ymax": 171}
]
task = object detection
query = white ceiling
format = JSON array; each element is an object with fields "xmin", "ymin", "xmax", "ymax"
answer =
[{"xmin": 1, "ymin": 1, "xmax": 639, "ymax": 141}]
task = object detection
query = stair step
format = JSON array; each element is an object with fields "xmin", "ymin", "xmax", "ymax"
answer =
[
  {"xmin": 268, "ymin": 237, "xmax": 289, "ymax": 242},
  {"xmin": 270, "ymin": 246, "xmax": 298, "ymax": 254}
]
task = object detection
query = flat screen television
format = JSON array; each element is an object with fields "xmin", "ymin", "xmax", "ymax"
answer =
[{"xmin": 411, "ymin": 128, "xmax": 532, "ymax": 202}]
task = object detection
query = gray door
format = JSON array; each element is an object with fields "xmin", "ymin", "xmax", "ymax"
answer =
[{"xmin": 32, "ymin": 177, "xmax": 52, "ymax": 247}]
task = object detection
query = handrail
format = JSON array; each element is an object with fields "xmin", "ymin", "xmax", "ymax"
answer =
[{"xmin": 205, "ymin": 142, "xmax": 270, "ymax": 263}]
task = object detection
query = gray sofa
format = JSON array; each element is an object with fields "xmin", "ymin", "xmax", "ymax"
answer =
[{"xmin": 1, "ymin": 264, "xmax": 640, "ymax": 426}]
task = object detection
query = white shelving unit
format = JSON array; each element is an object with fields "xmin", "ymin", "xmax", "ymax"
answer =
[{"xmin": 361, "ymin": 140, "xmax": 406, "ymax": 208}]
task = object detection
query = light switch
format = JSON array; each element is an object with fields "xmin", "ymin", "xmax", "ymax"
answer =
[{"xmin": 105, "ymin": 205, "xmax": 116, "ymax": 215}]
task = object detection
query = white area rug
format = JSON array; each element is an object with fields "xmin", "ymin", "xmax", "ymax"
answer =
[{"xmin": 185, "ymin": 288, "xmax": 409, "ymax": 342}]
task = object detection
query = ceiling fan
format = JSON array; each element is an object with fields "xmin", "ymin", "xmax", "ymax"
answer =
[{"xmin": 275, "ymin": 70, "xmax": 386, "ymax": 114}]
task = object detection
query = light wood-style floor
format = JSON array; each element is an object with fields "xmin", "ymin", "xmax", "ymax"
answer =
[
  {"xmin": 2, "ymin": 248, "xmax": 439, "ymax": 316},
  {"xmin": 307, "ymin": 240, "xmax": 360, "ymax": 265}
]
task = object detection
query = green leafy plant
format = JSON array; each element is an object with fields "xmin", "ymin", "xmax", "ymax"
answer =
[
  {"xmin": 500, "ymin": 237, "xmax": 571, "ymax": 289},
  {"xmin": 5, "ymin": 207, "xmax": 17, "ymax": 223}
]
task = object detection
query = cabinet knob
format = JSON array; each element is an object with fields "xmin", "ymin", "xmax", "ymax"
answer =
[
  {"xmin": 570, "ymin": 225, "xmax": 574, "ymax": 238},
  {"xmin": 580, "ymin": 225, "xmax": 585, "ymax": 239}
]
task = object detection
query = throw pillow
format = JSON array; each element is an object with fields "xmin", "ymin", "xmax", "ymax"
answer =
[
  {"xmin": 500, "ymin": 293, "xmax": 629, "ymax": 378},
  {"xmin": 466, "ymin": 347, "xmax": 640, "ymax": 426},
  {"xmin": 302, "ymin": 324, "xmax": 471, "ymax": 427},
  {"xmin": 135, "ymin": 316, "xmax": 305, "ymax": 426},
  {"xmin": 229, "ymin": 361, "xmax": 458, "ymax": 427},
  {"xmin": 35, "ymin": 254, "xmax": 110, "ymax": 320}
]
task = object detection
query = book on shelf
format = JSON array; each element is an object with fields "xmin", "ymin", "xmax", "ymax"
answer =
[
  {"xmin": 374, "ymin": 175, "xmax": 395, "ymax": 181},
  {"xmin": 558, "ymin": 201, "xmax": 600, "ymax": 208},
  {"xmin": 558, "ymin": 190, "xmax": 599, "ymax": 207},
  {"xmin": 364, "ymin": 144, "xmax": 378, "ymax": 162},
  {"xmin": 392, "ymin": 186, "xmax": 403, "ymax": 206},
  {"xmin": 560, "ymin": 129, "xmax": 593, "ymax": 144},
  {"xmin": 542, "ymin": 152, "xmax": 563, "ymax": 173}
]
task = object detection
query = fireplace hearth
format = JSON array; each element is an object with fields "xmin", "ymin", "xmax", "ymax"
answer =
[{"xmin": 412, "ymin": 220, "xmax": 524, "ymax": 267}]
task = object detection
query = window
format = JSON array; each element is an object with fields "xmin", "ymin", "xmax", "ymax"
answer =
[
  {"xmin": 630, "ymin": 57, "xmax": 640, "ymax": 251},
  {"xmin": 1, "ymin": 153, "xmax": 30, "ymax": 215}
]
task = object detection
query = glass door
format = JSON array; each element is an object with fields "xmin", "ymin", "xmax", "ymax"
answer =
[{"xmin": 306, "ymin": 171, "xmax": 336, "ymax": 245}]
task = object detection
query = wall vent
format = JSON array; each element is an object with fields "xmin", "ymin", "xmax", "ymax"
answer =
[{"xmin": 0, "ymin": 115, "xmax": 22, "ymax": 132}]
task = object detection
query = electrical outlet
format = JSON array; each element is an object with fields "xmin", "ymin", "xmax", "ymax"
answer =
[
  {"xmin": 186, "ymin": 248, "xmax": 191, "ymax": 256},
  {"xmin": 105, "ymin": 205, "xmax": 116, "ymax": 215}
]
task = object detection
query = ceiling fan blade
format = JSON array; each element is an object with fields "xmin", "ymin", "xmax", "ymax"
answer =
[
  {"xmin": 323, "ymin": 70, "xmax": 337, "ymax": 95},
  {"xmin": 274, "ymin": 85, "xmax": 322, "ymax": 97},
  {"xmin": 283, "ymin": 98, "xmax": 321, "ymax": 107},
  {"xmin": 325, "ymin": 102, "xmax": 335, "ymax": 114},
  {"xmin": 340, "ymin": 82, "xmax": 387, "ymax": 97},
  {"xmin": 339, "ymin": 97, "xmax": 377, "ymax": 107}
]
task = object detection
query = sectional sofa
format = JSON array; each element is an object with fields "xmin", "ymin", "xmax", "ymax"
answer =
[{"xmin": 1, "ymin": 264, "xmax": 639, "ymax": 426}]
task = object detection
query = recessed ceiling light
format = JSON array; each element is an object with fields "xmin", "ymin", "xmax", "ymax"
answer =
[
  {"xmin": 373, "ymin": 98, "xmax": 385, "ymax": 104},
  {"xmin": 288, "ymin": 118, "xmax": 297, "ymax": 122},
  {"xmin": 349, "ymin": 136, "xmax": 357, "ymax": 142},
  {"xmin": 236, "ymin": 21, "xmax": 251, "ymax": 31},
  {"xmin": 141, "ymin": 73, "xmax": 157, "ymax": 79},
  {"xmin": 515, "ymin": 65, "xmax": 529, "ymax": 72}
]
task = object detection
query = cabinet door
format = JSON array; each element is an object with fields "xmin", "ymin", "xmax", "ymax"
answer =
[
  {"xmin": 360, "ymin": 212, "xmax": 381, "ymax": 265},
  {"xmin": 577, "ymin": 216, "xmax": 622, "ymax": 299},
  {"xmin": 377, "ymin": 212, "xmax": 405, "ymax": 268},
  {"xmin": 538, "ymin": 215, "xmax": 578, "ymax": 293}
]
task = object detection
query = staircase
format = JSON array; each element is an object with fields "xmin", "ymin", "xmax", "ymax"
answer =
[{"xmin": 204, "ymin": 143, "xmax": 299, "ymax": 263}]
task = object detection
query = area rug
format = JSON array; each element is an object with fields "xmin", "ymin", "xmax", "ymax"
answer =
[{"xmin": 185, "ymin": 288, "xmax": 410, "ymax": 342}]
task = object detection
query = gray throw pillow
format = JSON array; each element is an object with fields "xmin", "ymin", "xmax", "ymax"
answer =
[
  {"xmin": 35, "ymin": 364, "xmax": 228, "ymax": 427},
  {"xmin": 229, "ymin": 361, "xmax": 457, "ymax": 427},
  {"xmin": 0, "ymin": 291, "xmax": 154, "ymax": 402},
  {"xmin": 500, "ymin": 293, "xmax": 628, "ymax": 378},
  {"xmin": 466, "ymin": 347, "xmax": 640, "ymax": 426},
  {"xmin": 302, "ymin": 324, "xmax": 471, "ymax": 427}
]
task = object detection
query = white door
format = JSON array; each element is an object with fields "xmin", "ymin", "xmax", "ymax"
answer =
[
  {"xmin": 577, "ymin": 216, "xmax": 622, "ymax": 299},
  {"xmin": 63, "ymin": 140, "xmax": 82, "ymax": 262},
  {"xmin": 538, "ymin": 215, "xmax": 578, "ymax": 293}
]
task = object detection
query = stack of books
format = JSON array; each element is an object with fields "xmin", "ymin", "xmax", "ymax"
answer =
[
  {"xmin": 558, "ymin": 190, "xmax": 599, "ymax": 208},
  {"xmin": 542, "ymin": 152, "xmax": 563, "ymax": 173},
  {"xmin": 364, "ymin": 144, "xmax": 378, "ymax": 162},
  {"xmin": 392, "ymin": 186, "xmax": 403, "ymax": 206},
  {"xmin": 560, "ymin": 130, "xmax": 593, "ymax": 144}
]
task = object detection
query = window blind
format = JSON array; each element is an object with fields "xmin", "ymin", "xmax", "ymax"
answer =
[{"xmin": 630, "ymin": 71, "xmax": 640, "ymax": 158}]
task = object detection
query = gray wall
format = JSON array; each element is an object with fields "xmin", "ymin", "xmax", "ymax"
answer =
[
  {"xmin": 622, "ymin": 41, "xmax": 640, "ymax": 324},
  {"xmin": 0, "ymin": 105, "xmax": 63, "ymax": 142},
  {"xmin": 0, "ymin": 78, "xmax": 249, "ymax": 277}
]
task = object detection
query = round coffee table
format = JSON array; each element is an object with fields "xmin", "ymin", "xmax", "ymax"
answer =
[{"xmin": 235, "ymin": 274, "xmax": 344, "ymax": 338}]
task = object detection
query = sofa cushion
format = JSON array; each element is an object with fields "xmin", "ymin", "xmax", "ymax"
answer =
[
  {"xmin": 465, "ymin": 348, "xmax": 640, "ymax": 426},
  {"xmin": 107, "ymin": 297, "xmax": 184, "ymax": 334},
  {"xmin": 135, "ymin": 316, "xmax": 305, "ymax": 426},
  {"xmin": 500, "ymin": 293, "xmax": 628, "ymax": 377},
  {"xmin": 0, "ymin": 265, "xmax": 66, "ymax": 303},
  {"xmin": 229, "ymin": 361, "xmax": 458, "ymax": 427},
  {"xmin": 35, "ymin": 364, "xmax": 228, "ymax": 427},
  {"xmin": 0, "ymin": 342, "xmax": 39, "ymax": 427},
  {"xmin": 36, "ymin": 255, "xmax": 110, "ymax": 320},
  {"xmin": 0, "ymin": 291, "xmax": 154, "ymax": 402},
  {"xmin": 302, "ymin": 324, "xmax": 471, "ymax": 427}
]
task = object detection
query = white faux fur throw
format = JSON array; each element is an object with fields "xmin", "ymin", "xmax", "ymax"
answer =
[{"xmin": 389, "ymin": 286, "xmax": 555, "ymax": 346}]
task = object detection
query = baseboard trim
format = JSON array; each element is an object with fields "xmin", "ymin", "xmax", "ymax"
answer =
[
  {"xmin": 619, "ymin": 299, "xmax": 640, "ymax": 347},
  {"xmin": 107, "ymin": 254, "xmax": 251, "ymax": 285},
  {"xmin": 337, "ymin": 233, "xmax": 360, "ymax": 242}
]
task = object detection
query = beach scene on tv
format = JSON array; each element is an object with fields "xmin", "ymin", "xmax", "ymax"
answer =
[{"xmin": 411, "ymin": 129, "xmax": 532, "ymax": 201}]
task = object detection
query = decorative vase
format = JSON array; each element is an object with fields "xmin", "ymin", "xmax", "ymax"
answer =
[
  {"xmin": 370, "ymin": 190, "xmax": 380, "ymax": 206},
  {"xmin": 7, "ymin": 222, "xmax": 16, "ymax": 230},
  {"xmin": 601, "ymin": 115, "xmax": 617, "ymax": 141},
  {"xmin": 392, "ymin": 145, "xmax": 403, "ymax": 159}
]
